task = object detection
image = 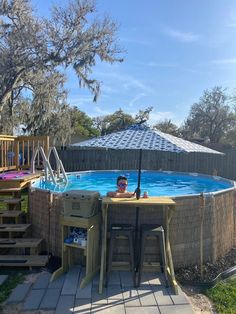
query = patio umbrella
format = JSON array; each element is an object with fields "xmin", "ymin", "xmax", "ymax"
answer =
[
  {"xmin": 73, "ymin": 123, "xmax": 223, "ymax": 271},
  {"xmin": 72, "ymin": 123, "xmax": 223, "ymax": 199}
]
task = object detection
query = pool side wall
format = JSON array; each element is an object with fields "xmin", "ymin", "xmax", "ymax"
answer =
[{"xmin": 29, "ymin": 188, "xmax": 236, "ymax": 268}]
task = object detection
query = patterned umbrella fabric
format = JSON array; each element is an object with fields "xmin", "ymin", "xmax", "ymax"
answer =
[{"xmin": 72, "ymin": 123, "xmax": 223, "ymax": 154}]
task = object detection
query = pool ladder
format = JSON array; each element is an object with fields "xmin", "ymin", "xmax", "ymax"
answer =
[{"xmin": 30, "ymin": 146, "xmax": 68, "ymax": 186}]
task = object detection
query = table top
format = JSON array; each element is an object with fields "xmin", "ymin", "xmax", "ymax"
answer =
[{"xmin": 102, "ymin": 196, "xmax": 176, "ymax": 206}]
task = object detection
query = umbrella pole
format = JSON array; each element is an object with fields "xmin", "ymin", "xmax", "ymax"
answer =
[
  {"xmin": 135, "ymin": 149, "xmax": 142, "ymax": 200},
  {"xmin": 134, "ymin": 149, "xmax": 142, "ymax": 271}
]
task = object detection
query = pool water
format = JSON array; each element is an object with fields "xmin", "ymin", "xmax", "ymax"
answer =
[{"xmin": 32, "ymin": 170, "xmax": 234, "ymax": 196}]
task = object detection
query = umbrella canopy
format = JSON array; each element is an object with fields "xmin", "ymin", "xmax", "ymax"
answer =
[
  {"xmin": 72, "ymin": 123, "xmax": 222, "ymax": 154},
  {"xmin": 73, "ymin": 124, "xmax": 223, "ymax": 198}
]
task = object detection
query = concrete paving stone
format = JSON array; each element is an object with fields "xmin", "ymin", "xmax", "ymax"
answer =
[
  {"xmin": 92, "ymin": 286, "xmax": 107, "ymax": 305},
  {"xmin": 146, "ymin": 272, "xmax": 165, "ymax": 286},
  {"xmin": 0, "ymin": 275, "xmax": 8, "ymax": 285},
  {"xmin": 107, "ymin": 284, "xmax": 124, "ymax": 301},
  {"xmin": 125, "ymin": 306, "xmax": 160, "ymax": 314},
  {"xmin": 6, "ymin": 283, "xmax": 32, "ymax": 304},
  {"xmin": 55, "ymin": 295, "xmax": 75, "ymax": 314},
  {"xmin": 152, "ymin": 285, "xmax": 173, "ymax": 306},
  {"xmin": 119, "ymin": 271, "xmax": 135, "ymax": 287},
  {"xmin": 61, "ymin": 266, "xmax": 81, "ymax": 295},
  {"xmin": 92, "ymin": 273, "xmax": 100, "ymax": 287},
  {"xmin": 137, "ymin": 285, "xmax": 158, "ymax": 306},
  {"xmin": 167, "ymin": 287, "xmax": 189, "ymax": 305},
  {"xmin": 73, "ymin": 298, "xmax": 91, "ymax": 314},
  {"xmin": 76, "ymin": 268, "xmax": 92, "ymax": 299},
  {"xmin": 109, "ymin": 271, "xmax": 121, "ymax": 285},
  {"xmin": 48, "ymin": 274, "xmax": 66, "ymax": 289},
  {"xmin": 76, "ymin": 282, "xmax": 92, "ymax": 299},
  {"xmin": 91, "ymin": 303, "xmax": 125, "ymax": 314},
  {"xmin": 23, "ymin": 289, "xmax": 45, "ymax": 310},
  {"xmin": 32, "ymin": 271, "xmax": 51, "ymax": 289},
  {"xmin": 139, "ymin": 272, "xmax": 150, "ymax": 285},
  {"xmin": 123, "ymin": 286, "xmax": 141, "ymax": 307},
  {"xmin": 159, "ymin": 304, "xmax": 195, "ymax": 314},
  {"xmin": 40, "ymin": 288, "xmax": 61, "ymax": 310}
]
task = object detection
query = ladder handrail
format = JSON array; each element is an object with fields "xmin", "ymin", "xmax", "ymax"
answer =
[
  {"xmin": 30, "ymin": 146, "xmax": 57, "ymax": 185},
  {"xmin": 48, "ymin": 147, "xmax": 68, "ymax": 184}
]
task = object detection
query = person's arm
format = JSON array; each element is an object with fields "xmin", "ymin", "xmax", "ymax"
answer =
[{"xmin": 107, "ymin": 191, "xmax": 135, "ymax": 198}]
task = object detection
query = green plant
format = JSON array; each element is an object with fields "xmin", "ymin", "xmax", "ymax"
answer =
[
  {"xmin": 0, "ymin": 272, "xmax": 24, "ymax": 312},
  {"xmin": 206, "ymin": 278, "xmax": 236, "ymax": 314}
]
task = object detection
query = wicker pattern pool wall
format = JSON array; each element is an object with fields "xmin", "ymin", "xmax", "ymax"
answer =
[{"xmin": 29, "ymin": 188, "xmax": 235, "ymax": 268}]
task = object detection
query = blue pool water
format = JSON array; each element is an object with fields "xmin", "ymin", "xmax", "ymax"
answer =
[{"xmin": 32, "ymin": 170, "xmax": 234, "ymax": 196}]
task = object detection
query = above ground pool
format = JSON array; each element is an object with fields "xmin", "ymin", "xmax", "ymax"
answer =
[{"xmin": 32, "ymin": 170, "xmax": 234, "ymax": 196}]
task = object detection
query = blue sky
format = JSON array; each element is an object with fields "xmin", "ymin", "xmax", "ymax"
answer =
[{"xmin": 32, "ymin": 0, "xmax": 236, "ymax": 126}]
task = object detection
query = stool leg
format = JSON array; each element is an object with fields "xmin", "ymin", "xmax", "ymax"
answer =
[
  {"xmin": 128, "ymin": 232, "xmax": 136, "ymax": 287},
  {"xmin": 106, "ymin": 233, "xmax": 115, "ymax": 287},
  {"xmin": 159, "ymin": 231, "xmax": 169, "ymax": 287},
  {"xmin": 137, "ymin": 232, "xmax": 146, "ymax": 287}
]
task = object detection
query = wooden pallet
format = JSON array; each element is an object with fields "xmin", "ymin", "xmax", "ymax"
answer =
[{"xmin": 0, "ymin": 255, "xmax": 48, "ymax": 267}]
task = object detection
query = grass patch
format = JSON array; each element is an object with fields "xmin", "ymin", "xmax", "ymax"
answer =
[
  {"xmin": 206, "ymin": 277, "xmax": 236, "ymax": 314},
  {"xmin": 0, "ymin": 270, "xmax": 25, "ymax": 312}
]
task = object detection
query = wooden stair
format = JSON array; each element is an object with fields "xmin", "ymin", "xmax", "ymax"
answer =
[
  {"xmin": 0, "ymin": 255, "xmax": 48, "ymax": 267},
  {"xmin": 0, "ymin": 210, "xmax": 25, "ymax": 224},
  {"xmin": 0, "ymin": 201, "xmax": 48, "ymax": 268},
  {"xmin": 0, "ymin": 224, "xmax": 31, "ymax": 233},
  {"xmin": 0, "ymin": 238, "xmax": 42, "ymax": 247}
]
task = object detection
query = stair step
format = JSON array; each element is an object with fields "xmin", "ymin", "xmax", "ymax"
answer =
[
  {"xmin": 0, "ymin": 255, "xmax": 48, "ymax": 267},
  {"xmin": 0, "ymin": 238, "xmax": 42, "ymax": 248},
  {"xmin": 0, "ymin": 224, "xmax": 31, "ymax": 232},
  {"xmin": 0, "ymin": 198, "xmax": 23, "ymax": 205},
  {"xmin": 0, "ymin": 210, "xmax": 24, "ymax": 218}
]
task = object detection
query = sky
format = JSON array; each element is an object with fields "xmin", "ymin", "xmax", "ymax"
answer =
[{"xmin": 31, "ymin": 0, "xmax": 236, "ymax": 126}]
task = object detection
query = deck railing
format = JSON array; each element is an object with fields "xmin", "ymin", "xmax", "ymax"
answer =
[{"xmin": 0, "ymin": 135, "xmax": 49, "ymax": 172}]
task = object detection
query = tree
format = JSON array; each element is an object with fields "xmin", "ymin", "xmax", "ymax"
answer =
[
  {"xmin": 153, "ymin": 119, "xmax": 180, "ymax": 136},
  {"xmin": 181, "ymin": 87, "xmax": 234, "ymax": 143},
  {"xmin": 135, "ymin": 106, "xmax": 153, "ymax": 124},
  {"xmin": 0, "ymin": 0, "xmax": 122, "ymax": 133},
  {"xmin": 94, "ymin": 109, "xmax": 135, "ymax": 135},
  {"xmin": 70, "ymin": 107, "xmax": 99, "ymax": 137}
]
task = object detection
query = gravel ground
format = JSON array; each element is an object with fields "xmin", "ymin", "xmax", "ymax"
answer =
[{"xmin": 176, "ymin": 246, "xmax": 236, "ymax": 283}]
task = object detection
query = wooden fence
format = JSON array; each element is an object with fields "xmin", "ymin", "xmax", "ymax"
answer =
[{"xmin": 55, "ymin": 148, "xmax": 236, "ymax": 181}]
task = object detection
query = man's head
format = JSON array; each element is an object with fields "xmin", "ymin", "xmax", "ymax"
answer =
[{"xmin": 116, "ymin": 175, "xmax": 128, "ymax": 192}]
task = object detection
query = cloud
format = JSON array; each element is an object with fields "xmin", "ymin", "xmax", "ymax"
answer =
[
  {"xmin": 120, "ymin": 37, "xmax": 150, "ymax": 46},
  {"xmin": 226, "ymin": 23, "xmax": 236, "ymax": 27},
  {"xmin": 128, "ymin": 93, "xmax": 146, "ymax": 107},
  {"xmin": 149, "ymin": 111, "xmax": 176, "ymax": 126},
  {"xmin": 211, "ymin": 58, "xmax": 236, "ymax": 65},
  {"xmin": 164, "ymin": 28, "xmax": 199, "ymax": 43},
  {"xmin": 136, "ymin": 61, "xmax": 178, "ymax": 68},
  {"xmin": 94, "ymin": 71, "xmax": 153, "ymax": 93},
  {"xmin": 147, "ymin": 62, "xmax": 178, "ymax": 68}
]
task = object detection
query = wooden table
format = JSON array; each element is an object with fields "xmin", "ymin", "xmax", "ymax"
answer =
[{"xmin": 99, "ymin": 196, "xmax": 178, "ymax": 294}]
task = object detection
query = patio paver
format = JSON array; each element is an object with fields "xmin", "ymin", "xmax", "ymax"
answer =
[
  {"xmin": 0, "ymin": 274, "xmax": 8, "ymax": 285},
  {"xmin": 23, "ymin": 288, "xmax": 45, "ymax": 310},
  {"xmin": 61, "ymin": 265, "xmax": 81, "ymax": 295},
  {"xmin": 55, "ymin": 295, "xmax": 75, "ymax": 314},
  {"xmin": 5, "ymin": 268, "xmax": 196, "ymax": 313},
  {"xmin": 39, "ymin": 287, "xmax": 61, "ymax": 310},
  {"xmin": 6, "ymin": 283, "xmax": 32, "ymax": 304}
]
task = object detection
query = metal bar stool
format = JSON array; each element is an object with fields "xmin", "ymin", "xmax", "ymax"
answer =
[
  {"xmin": 137, "ymin": 224, "xmax": 168, "ymax": 287},
  {"xmin": 106, "ymin": 224, "xmax": 136, "ymax": 287}
]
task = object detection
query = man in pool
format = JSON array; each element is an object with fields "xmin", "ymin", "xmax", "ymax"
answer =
[{"xmin": 107, "ymin": 175, "xmax": 135, "ymax": 198}]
